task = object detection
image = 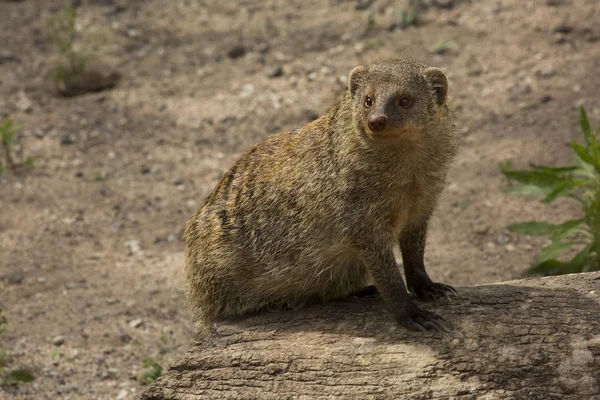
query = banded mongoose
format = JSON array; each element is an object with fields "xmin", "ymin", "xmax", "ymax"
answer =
[{"xmin": 185, "ymin": 58, "xmax": 459, "ymax": 332}]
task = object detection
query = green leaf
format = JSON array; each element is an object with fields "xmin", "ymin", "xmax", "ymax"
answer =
[
  {"xmin": 565, "ymin": 243, "xmax": 593, "ymax": 273},
  {"xmin": 530, "ymin": 164, "xmax": 578, "ymax": 174},
  {"xmin": 501, "ymin": 169, "xmax": 564, "ymax": 188},
  {"xmin": 537, "ymin": 241, "xmax": 576, "ymax": 263},
  {"xmin": 571, "ymin": 141, "xmax": 596, "ymax": 167},
  {"xmin": 580, "ymin": 106, "xmax": 592, "ymax": 146},
  {"xmin": 508, "ymin": 221, "xmax": 557, "ymax": 236},
  {"xmin": 573, "ymin": 151, "xmax": 596, "ymax": 178},
  {"xmin": 528, "ymin": 259, "xmax": 566, "ymax": 276},
  {"xmin": 541, "ymin": 181, "xmax": 576, "ymax": 203},
  {"xmin": 509, "ymin": 219, "xmax": 584, "ymax": 240},
  {"xmin": 551, "ymin": 218, "xmax": 585, "ymax": 242},
  {"xmin": 503, "ymin": 183, "xmax": 552, "ymax": 197},
  {"xmin": 2, "ymin": 369, "xmax": 35, "ymax": 384}
]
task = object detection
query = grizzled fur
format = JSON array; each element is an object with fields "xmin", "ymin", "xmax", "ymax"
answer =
[{"xmin": 184, "ymin": 59, "xmax": 459, "ymax": 332}]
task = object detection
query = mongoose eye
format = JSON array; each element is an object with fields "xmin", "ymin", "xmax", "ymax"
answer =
[
  {"xmin": 399, "ymin": 96, "xmax": 412, "ymax": 108},
  {"xmin": 364, "ymin": 96, "xmax": 373, "ymax": 108}
]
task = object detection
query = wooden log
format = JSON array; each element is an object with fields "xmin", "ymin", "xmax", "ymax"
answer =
[{"xmin": 142, "ymin": 272, "xmax": 600, "ymax": 400}]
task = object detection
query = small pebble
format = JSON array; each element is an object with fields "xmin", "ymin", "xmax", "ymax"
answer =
[
  {"xmin": 474, "ymin": 225, "xmax": 489, "ymax": 235},
  {"xmin": 535, "ymin": 66, "xmax": 556, "ymax": 78},
  {"xmin": 266, "ymin": 65, "xmax": 284, "ymax": 78},
  {"xmin": 256, "ymin": 42, "xmax": 269, "ymax": 53},
  {"xmin": 129, "ymin": 319, "xmax": 143, "ymax": 328},
  {"xmin": 355, "ymin": 0, "xmax": 372, "ymax": 10},
  {"xmin": 125, "ymin": 240, "xmax": 141, "ymax": 255},
  {"xmin": 553, "ymin": 23, "xmax": 572, "ymax": 34},
  {"xmin": 16, "ymin": 91, "xmax": 33, "ymax": 112},
  {"xmin": 433, "ymin": 0, "xmax": 454, "ymax": 8},
  {"xmin": 52, "ymin": 335, "xmax": 65, "ymax": 346},
  {"xmin": 239, "ymin": 84, "xmax": 255, "ymax": 97},
  {"xmin": 0, "ymin": 50, "xmax": 18, "ymax": 63},
  {"xmin": 5, "ymin": 269, "xmax": 25, "ymax": 285},
  {"xmin": 496, "ymin": 232, "xmax": 512, "ymax": 245},
  {"xmin": 227, "ymin": 44, "xmax": 246, "ymax": 59},
  {"xmin": 60, "ymin": 133, "xmax": 75, "ymax": 146}
]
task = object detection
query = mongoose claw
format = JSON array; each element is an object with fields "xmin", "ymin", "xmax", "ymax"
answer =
[
  {"xmin": 411, "ymin": 281, "xmax": 458, "ymax": 303},
  {"xmin": 398, "ymin": 303, "xmax": 450, "ymax": 333}
]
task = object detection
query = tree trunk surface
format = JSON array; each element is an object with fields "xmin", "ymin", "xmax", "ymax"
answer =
[{"xmin": 142, "ymin": 272, "xmax": 600, "ymax": 400}]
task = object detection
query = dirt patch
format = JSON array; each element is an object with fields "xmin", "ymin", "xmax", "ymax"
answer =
[{"xmin": 0, "ymin": 0, "xmax": 599, "ymax": 399}]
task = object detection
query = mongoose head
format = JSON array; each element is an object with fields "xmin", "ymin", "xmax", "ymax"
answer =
[{"xmin": 348, "ymin": 58, "xmax": 450, "ymax": 144}]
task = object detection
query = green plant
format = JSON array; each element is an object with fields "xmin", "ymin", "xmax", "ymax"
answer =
[
  {"xmin": 0, "ymin": 308, "xmax": 7, "ymax": 335},
  {"xmin": 48, "ymin": 1, "xmax": 87, "ymax": 86},
  {"xmin": 398, "ymin": 9, "xmax": 420, "ymax": 28},
  {"xmin": 430, "ymin": 40, "xmax": 457, "ymax": 54},
  {"xmin": 1, "ymin": 120, "xmax": 16, "ymax": 172},
  {"xmin": 93, "ymin": 173, "xmax": 106, "ymax": 182},
  {"xmin": 0, "ymin": 119, "xmax": 35, "ymax": 174},
  {"xmin": 51, "ymin": 350, "xmax": 63, "ymax": 362},
  {"xmin": 2, "ymin": 370, "xmax": 35, "ymax": 386},
  {"xmin": 364, "ymin": 39, "xmax": 384, "ymax": 51},
  {"xmin": 500, "ymin": 106, "xmax": 600, "ymax": 275},
  {"xmin": 134, "ymin": 332, "xmax": 181, "ymax": 385},
  {"xmin": 0, "ymin": 308, "xmax": 34, "ymax": 386},
  {"xmin": 365, "ymin": 12, "xmax": 376, "ymax": 33},
  {"xmin": 137, "ymin": 358, "xmax": 163, "ymax": 385}
]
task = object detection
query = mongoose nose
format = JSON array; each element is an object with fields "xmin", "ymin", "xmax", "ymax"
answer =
[{"xmin": 367, "ymin": 115, "xmax": 387, "ymax": 132}]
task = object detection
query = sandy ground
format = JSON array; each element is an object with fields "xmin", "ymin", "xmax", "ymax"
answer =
[{"xmin": 1, "ymin": 0, "xmax": 599, "ymax": 399}]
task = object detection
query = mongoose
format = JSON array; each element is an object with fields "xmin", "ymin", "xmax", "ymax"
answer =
[{"xmin": 185, "ymin": 58, "xmax": 459, "ymax": 332}]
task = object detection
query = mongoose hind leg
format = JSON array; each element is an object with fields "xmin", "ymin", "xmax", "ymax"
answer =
[
  {"xmin": 399, "ymin": 220, "xmax": 458, "ymax": 302},
  {"xmin": 349, "ymin": 285, "xmax": 379, "ymax": 298}
]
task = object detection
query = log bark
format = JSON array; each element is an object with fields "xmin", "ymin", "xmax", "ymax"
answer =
[{"xmin": 142, "ymin": 272, "xmax": 600, "ymax": 400}]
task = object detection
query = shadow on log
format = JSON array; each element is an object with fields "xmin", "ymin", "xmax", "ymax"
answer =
[{"xmin": 142, "ymin": 272, "xmax": 600, "ymax": 400}]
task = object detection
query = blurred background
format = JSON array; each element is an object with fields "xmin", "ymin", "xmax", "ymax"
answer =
[{"xmin": 1, "ymin": 0, "xmax": 599, "ymax": 399}]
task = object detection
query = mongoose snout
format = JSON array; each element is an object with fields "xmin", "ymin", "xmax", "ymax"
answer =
[
  {"xmin": 367, "ymin": 115, "xmax": 387, "ymax": 132},
  {"xmin": 185, "ymin": 58, "xmax": 460, "ymax": 333}
]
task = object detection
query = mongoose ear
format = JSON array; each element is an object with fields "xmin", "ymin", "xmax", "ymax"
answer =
[
  {"xmin": 348, "ymin": 66, "xmax": 367, "ymax": 95},
  {"xmin": 424, "ymin": 67, "xmax": 448, "ymax": 105}
]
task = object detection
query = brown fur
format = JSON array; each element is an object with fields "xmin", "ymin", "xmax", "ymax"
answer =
[{"xmin": 184, "ymin": 58, "xmax": 459, "ymax": 332}]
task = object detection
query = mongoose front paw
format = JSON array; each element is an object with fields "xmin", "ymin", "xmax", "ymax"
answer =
[
  {"xmin": 397, "ymin": 302, "xmax": 449, "ymax": 332},
  {"xmin": 410, "ymin": 280, "xmax": 458, "ymax": 302}
]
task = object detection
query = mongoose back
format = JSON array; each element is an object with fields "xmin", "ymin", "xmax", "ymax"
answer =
[{"xmin": 185, "ymin": 58, "xmax": 459, "ymax": 332}]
